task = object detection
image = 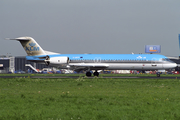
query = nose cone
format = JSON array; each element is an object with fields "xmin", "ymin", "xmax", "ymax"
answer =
[{"xmin": 163, "ymin": 63, "xmax": 177, "ymax": 69}]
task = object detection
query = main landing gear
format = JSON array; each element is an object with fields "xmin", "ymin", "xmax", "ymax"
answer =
[
  {"xmin": 86, "ymin": 70, "xmax": 99, "ymax": 77},
  {"xmin": 157, "ymin": 73, "xmax": 160, "ymax": 77},
  {"xmin": 86, "ymin": 71, "xmax": 92, "ymax": 77}
]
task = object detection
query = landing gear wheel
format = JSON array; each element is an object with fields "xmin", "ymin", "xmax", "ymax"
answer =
[
  {"xmin": 86, "ymin": 72, "xmax": 92, "ymax": 77},
  {"xmin": 157, "ymin": 73, "xmax": 160, "ymax": 77},
  {"xmin": 93, "ymin": 72, "xmax": 99, "ymax": 77}
]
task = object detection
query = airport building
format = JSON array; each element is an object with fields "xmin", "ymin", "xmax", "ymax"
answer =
[{"xmin": 0, "ymin": 56, "xmax": 47, "ymax": 73}]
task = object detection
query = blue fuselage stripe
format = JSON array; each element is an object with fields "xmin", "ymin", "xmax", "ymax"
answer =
[{"xmin": 26, "ymin": 54, "xmax": 168, "ymax": 61}]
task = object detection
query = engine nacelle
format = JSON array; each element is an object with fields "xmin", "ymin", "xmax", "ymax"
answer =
[{"xmin": 45, "ymin": 56, "xmax": 69, "ymax": 65}]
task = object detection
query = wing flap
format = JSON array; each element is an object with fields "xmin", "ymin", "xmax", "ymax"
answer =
[{"xmin": 69, "ymin": 64, "xmax": 109, "ymax": 68}]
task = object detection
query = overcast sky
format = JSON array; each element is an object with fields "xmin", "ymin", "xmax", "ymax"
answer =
[{"xmin": 1, "ymin": 0, "xmax": 180, "ymax": 56}]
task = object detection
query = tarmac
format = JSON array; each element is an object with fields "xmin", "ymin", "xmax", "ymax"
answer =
[{"xmin": 0, "ymin": 76, "xmax": 180, "ymax": 79}]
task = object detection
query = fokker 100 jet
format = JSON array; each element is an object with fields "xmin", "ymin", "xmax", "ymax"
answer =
[{"xmin": 7, "ymin": 37, "xmax": 177, "ymax": 77}]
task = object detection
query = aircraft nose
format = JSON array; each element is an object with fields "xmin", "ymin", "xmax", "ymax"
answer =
[
  {"xmin": 163, "ymin": 63, "xmax": 177, "ymax": 69},
  {"xmin": 170, "ymin": 63, "xmax": 177, "ymax": 68}
]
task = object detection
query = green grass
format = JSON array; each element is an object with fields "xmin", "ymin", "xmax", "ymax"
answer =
[
  {"xmin": 0, "ymin": 73, "xmax": 180, "ymax": 77},
  {"xmin": 1, "ymin": 77, "xmax": 180, "ymax": 119}
]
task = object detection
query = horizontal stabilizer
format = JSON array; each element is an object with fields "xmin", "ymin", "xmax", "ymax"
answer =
[
  {"xmin": 7, "ymin": 37, "xmax": 46, "ymax": 56},
  {"xmin": 6, "ymin": 38, "xmax": 30, "ymax": 41}
]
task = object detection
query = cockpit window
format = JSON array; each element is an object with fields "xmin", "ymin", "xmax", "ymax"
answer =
[
  {"xmin": 165, "ymin": 58, "xmax": 170, "ymax": 61},
  {"xmin": 161, "ymin": 58, "xmax": 171, "ymax": 61}
]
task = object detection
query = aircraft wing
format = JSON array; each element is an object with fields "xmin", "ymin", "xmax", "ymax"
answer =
[{"xmin": 69, "ymin": 64, "xmax": 109, "ymax": 73}]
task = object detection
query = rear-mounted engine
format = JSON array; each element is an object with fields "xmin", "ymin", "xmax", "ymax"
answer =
[{"xmin": 45, "ymin": 56, "xmax": 69, "ymax": 66}]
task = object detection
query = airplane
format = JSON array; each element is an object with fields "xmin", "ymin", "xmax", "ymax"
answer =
[{"xmin": 7, "ymin": 37, "xmax": 177, "ymax": 77}]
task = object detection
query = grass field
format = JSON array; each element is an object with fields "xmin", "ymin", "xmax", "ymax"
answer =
[
  {"xmin": 1, "ymin": 76, "xmax": 180, "ymax": 119},
  {"xmin": 0, "ymin": 73, "xmax": 180, "ymax": 77}
]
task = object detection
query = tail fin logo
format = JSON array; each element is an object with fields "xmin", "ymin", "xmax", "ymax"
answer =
[
  {"xmin": 26, "ymin": 42, "xmax": 39, "ymax": 51},
  {"xmin": 29, "ymin": 42, "xmax": 36, "ymax": 47}
]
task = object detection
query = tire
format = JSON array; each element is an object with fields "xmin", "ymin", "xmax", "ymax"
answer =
[
  {"xmin": 86, "ymin": 72, "xmax": 92, "ymax": 77},
  {"xmin": 93, "ymin": 72, "xmax": 99, "ymax": 77}
]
